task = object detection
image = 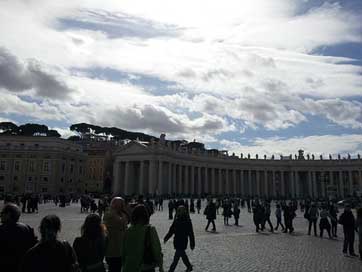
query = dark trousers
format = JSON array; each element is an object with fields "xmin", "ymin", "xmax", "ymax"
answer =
[
  {"xmin": 284, "ymin": 218, "xmax": 294, "ymax": 233},
  {"xmin": 331, "ymin": 220, "xmax": 337, "ymax": 237},
  {"xmin": 168, "ymin": 210, "xmax": 173, "ymax": 220},
  {"xmin": 343, "ymin": 229, "xmax": 355, "ymax": 254},
  {"xmin": 262, "ymin": 217, "xmax": 274, "ymax": 231},
  {"xmin": 169, "ymin": 250, "xmax": 192, "ymax": 272},
  {"xmin": 106, "ymin": 257, "xmax": 122, "ymax": 272},
  {"xmin": 234, "ymin": 217, "xmax": 239, "ymax": 226},
  {"xmin": 275, "ymin": 217, "xmax": 284, "ymax": 230},
  {"xmin": 205, "ymin": 219, "xmax": 216, "ymax": 231},
  {"xmin": 308, "ymin": 219, "xmax": 317, "ymax": 235}
]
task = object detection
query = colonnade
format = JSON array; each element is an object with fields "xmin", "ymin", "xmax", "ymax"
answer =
[{"xmin": 113, "ymin": 159, "xmax": 362, "ymax": 198}]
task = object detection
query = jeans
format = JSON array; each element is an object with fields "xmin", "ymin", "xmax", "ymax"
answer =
[
  {"xmin": 106, "ymin": 257, "xmax": 122, "ymax": 272},
  {"xmin": 168, "ymin": 250, "xmax": 192, "ymax": 272},
  {"xmin": 275, "ymin": 217, "xmax": 284, "ymax": 230}
]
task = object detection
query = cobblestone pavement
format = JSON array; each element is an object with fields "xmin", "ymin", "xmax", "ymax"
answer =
[{"xmin": 2, "ymin": 200, "xmax": 361, "ymax": 272}]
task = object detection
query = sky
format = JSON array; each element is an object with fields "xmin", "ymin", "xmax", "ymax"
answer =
[{"xmin": 0, "ymin": 0, "xmax": 361, "ymax": 158}]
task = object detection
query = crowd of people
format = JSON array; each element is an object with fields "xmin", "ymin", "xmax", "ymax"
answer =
[{"xmin": 0, "ymin": 194, "xmax": 362, "ymax": 272}]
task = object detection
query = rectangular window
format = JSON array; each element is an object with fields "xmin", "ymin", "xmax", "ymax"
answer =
[
  {"xmin": 42, "ymin": 187, "xmax": 47, "ymax": 193},
  {"xmin": 13, "ymin": 176, "xmax": 18, "ymax": 181},
  {"xmin": 0, "ymin": 161, "xmax": 6, "ymax": 171},
  {"xmin": 14, "ymin": 161, "xmax": 20, "ymax": 171},
  {"xmin": 0, "ymin": 176, "xmax": 4, "ymax": 181},
  {"xmin": 28, "ymin": 176, "xmax": 32, "ymax": 182},
  {"xmin": 62, "ymin": 163, "xmax": 65, "ymax": 173},
  {"xmin": 0, "ymin": 186, "xmax": 4, "ymax": 192},
  {"xmin": 43, "ymin": 177, "xmax": 48, "ymax": 182},
  {"xmin": 43, "ymin": 161, "xmax": 50, "ymax": 172},
  {"xmin": 70, "ymin": 164, "xmax": 74, "ymax": 173},
  {"xmin": 60, "ymin": 177, "xmax": 64, "ymax": 183}
]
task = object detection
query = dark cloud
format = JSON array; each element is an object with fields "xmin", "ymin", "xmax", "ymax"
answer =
[
  {"xmin": 0, "ymin": 47, "xmax": 74, "ymax": 100},
  {"xmin": 56, "ymin": 9, "xmax": 183, "ymax": 39}
]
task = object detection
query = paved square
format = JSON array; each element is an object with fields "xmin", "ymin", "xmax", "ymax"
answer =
[{"xmin": 2, "ymin": 200, "xmax": 361, "ymax": 272}]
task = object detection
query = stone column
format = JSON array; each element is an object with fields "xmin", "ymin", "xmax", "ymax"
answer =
[
  {"xmin": 338, "ymin": 171, "xmax": 344, "ymax": 198},
  {"xmin": 240, "ymin": 170, "xmax": 244, "ymax": 196},
  {"xmin": 185, "ymin": 165, "xmax": 189, "ymax": 194},
  {"xmin": 205, "ymin": 167, "xmax": 209, "ymax": 194},
  {"xmin": 139, "ymin": 161, "xmax": 144, "ymax": 194},
  {"xmin": 211, "ymin": 168, "xmax": 216, "ymax": 194},
  {"xmin": 308, "ymin": 171, "xmax": 313, "ymax": 197},
  {"xmin": 272, "ymin": 171, "xmax": 276, "ymax": 197},
  {"xmin": 280, "ymin": 171, "xmax": 285, "ymax": 197},
  {"xmin": 218, "ymin": 168, "xmax": 223, "ymax": 194},
  {"xmin": 295, "ymin": 171, "xmax": 300, "ymax": 198},
  {"xmin": 157, "ymin": 161, "xmax": 163, "ymax": 195},
  {"xmin": 233, "ymin": 169, "xmax": 237, "ymax": 194},
  {"xmin": 264, "ymin": 171, "xmax": 268, "ymax": 198},
  {"xmin": 348, "ymin": 171, "xmax": 353, "ymax": 196},
  {"xmin": 359, "ymin": 170, "xmax": 362, "ymax": 194},
  {"xmin": 256, "ymin": 170, "xmax": 260, "ymax": 197},
  {"xmin": 225, "ymin": 169, "xmax": 229, "ymax": 194},
  {"xmin": 321, "ymin": 172, "xmax": 326, "ymax": 198},
  {"xmin": 168, "ymin": 162, "xmax": 172, "ymax": 195},
  {"xmin": 172, "ymin": 163, "xmax": 177, "ymax": 193},
  {"xmin": 178, "ymin": 165, "xmax": 183, "ymax": 194},
  {"xmin": 112, "ymin": 160, "xmax": 120, "ymax": 194},
  {"xmin": 248, "ymin": 170, "xmax": 252, "ymax": 196},
  {"xmin": 313, "ymin": 171, "xmax": 318, "ymax": 198},
  {"xmin": 191, "ymin": 166, "xmax": 195, "ymax": 195},
  {"xmin": 148, "ymin": 160, "xmax": 155, "ymax": 195},
  {"xmin": 124, "ymin": 161, "xmax": 130, "ymax": 195},
  {"xmin": 197, "ymin": 167, "xmax": 202, "ymax": 195},
  {"xmin": 329, "ymin": 171, "xmax": 333, "ymax": 198}
]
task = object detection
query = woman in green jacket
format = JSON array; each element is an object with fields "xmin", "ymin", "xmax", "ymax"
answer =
[{"xmin": 122, "ymin": 204, "xmax": 164, "ymax": 272}]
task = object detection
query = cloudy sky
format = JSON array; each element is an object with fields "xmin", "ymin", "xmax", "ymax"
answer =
[{"xmin": 0, "ymin": 0, "xmax": 361, "ymax": 157}]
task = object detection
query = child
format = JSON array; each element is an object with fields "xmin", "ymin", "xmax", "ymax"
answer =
[{"xmin": 164, "ymin": 206, "xmax": 195, "ymax": 272}]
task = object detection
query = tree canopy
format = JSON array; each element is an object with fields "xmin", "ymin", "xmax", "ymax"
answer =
[{"xmin": 0, "ymin": 122, "xmax": 60, "ymax": 137}]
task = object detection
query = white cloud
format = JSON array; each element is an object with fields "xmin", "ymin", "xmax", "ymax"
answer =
[{"xmin": 220, "ymin": 134, "xmax": 362, "ymax": 158}]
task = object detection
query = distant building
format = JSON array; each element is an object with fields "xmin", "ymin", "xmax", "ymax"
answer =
[
  {"xmin": 0, "ymin": 136, "xmax": 86, "ymax": 195},
  {"xmin": 113, "ymin": 139, "xmax": 362, "ymax": 199}
]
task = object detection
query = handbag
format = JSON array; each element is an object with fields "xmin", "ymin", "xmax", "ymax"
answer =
[{"xmin": 143, "ymin": 225, "xmax": 157, "ymax": 267}]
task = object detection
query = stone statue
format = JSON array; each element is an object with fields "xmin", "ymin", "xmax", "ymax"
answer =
[
  {"xmin": 320, "ymin": 155, "xmax": 323, "ymax": 160},
  {"xmin": 294, "ymin": 154, "xmax": 297, "ymax": 160},
  {"xmin": 348, "ymin": 153, "xmax": 351, "ymax": 159},
  {"xmin": 240, "ymin": 153, "xmax": 243, "ymax": 159},
  {"xmin": 256, "ymin": 154, "xmax": 258, "ymax": 159},
  {"xmin": 312, "ymin": 154, "xmax": 315, "ymax": 160},
  {"xmin": 358, "ymin": 154, "xmax": 361, "ymax": 159},
  {"xmin": 329, "ymin": 154, "xmax": 332, "ymax": 160},
  {"xmin": 307, "ymin": 154, "xmax": 310, "ymax": 160},
  {"xmin": 271, "ymin": 155, "xmax": 274, "ymax": 160},
  {"xmin": 264, "ymin": 154, "xmax": 267, "ymax": 160},
  {"xmin": 280, "ymin": 155, "xmax": 283, "ymax": 160},
  {"xmin": 338, "ymin": 154, "xmax": 341, "ymax": 160},
  {"xmin": 248, "ymin": 153, "xmax": 250, "ymax": 159}
]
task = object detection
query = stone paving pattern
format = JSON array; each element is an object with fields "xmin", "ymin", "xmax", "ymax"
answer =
[{"xmin": 2, "ymin": 200, "xmax": 361, "ymax": 272}]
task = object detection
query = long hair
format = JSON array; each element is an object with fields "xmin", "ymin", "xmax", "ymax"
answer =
[{"xmin": 81, "ymin": 213, "xmax": 106, "ymax": 240}]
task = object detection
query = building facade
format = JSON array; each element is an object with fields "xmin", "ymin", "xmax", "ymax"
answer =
[
  {"xmin": 113, "ymin": 141, "xmax": 362, "ymax": 199},
  {"xmin": 0, "ymin": 136, "xmax": 87, "ymax": 195}
]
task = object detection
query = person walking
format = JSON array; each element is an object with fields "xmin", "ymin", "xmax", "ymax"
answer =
[
  {"xmin": 103, "ymin": 197, "xmax": 129, "ymax": 272},
  {"xmin": 196, "ymin": 198, "xmax": 201, "ymax": 214},
  {"xmin": 204, "ymin": 198, "xmax": 217, "ymax": 232},
  {"xmin": 329, "ymin": 204, "xmax": 338, "ymax": 237},
  {"xmin": 233, "ymin": 202, "xmax": 240, "ymax": 226},
  {"xmin": 20, "ymin": 215, "xmax": 79, "ymax": 272},
  {"xmin": 164, "ymin": 206, "xmax": 195, "ymax": 272},
  {"xmin": 122, "ymin": 205, "xmax": 164, "ymax": 272},
  {"xmin": 262, "ymin": 202, "xmax": 274, "ymax": 232},
  {"xmin": 73, "ymin": 214, "xmax": 107, "ymax": 272},
  {"xmin": 307, "ymin": 203, "xmax": 319, "ymax": 236},
  {"xmin": 0, "ymin": 203, "xmax": 38, "ymax": 272},
  {"xmin": 356, "ymin": 207, "xmax": 362, "ymax": 261},
  {"xmin": 339, "ymin": 205, "xmax": 358, "ymax": 257},
  {"xmin": 319, "ymin": 206, "xmax": 332, "ymax": 239},
  {"xmin": 283, "ymin": 202, "xmax": 296, "ymax": 234},
  {"xmin": 274, "ymin": 204, "xmax": 285, "ymax": 231}
]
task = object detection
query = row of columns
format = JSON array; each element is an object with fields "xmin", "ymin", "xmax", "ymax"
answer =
[{"xmin": 113, "ymin": 160, "xmax": 362, "ymax": 198}]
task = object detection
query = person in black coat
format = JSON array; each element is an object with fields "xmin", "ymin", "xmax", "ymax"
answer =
[
  {"xmin": 204, "ymin": 198, "xmax": 217, "ymax": 232},
  {"xmin": 338, "ymin": 205, "xmax": 358, "ymax": 257},
  {"xmin": 0, "ymin": 203, "xmax": 38, "ymax": 272},
  {"xmin": 164, "ymin": 206, "xmax": 195, "ymax": 272},
  {"xmin": 283, "ymin": 202, "xmax": 296, "ymax": 234},
  {"xmin": 168, "ymin": 199, "xmax": 174, "ymax": 220},
  {"xmin": 233, "ymin": 202, "xmax": 240, "ymax": 226}
]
